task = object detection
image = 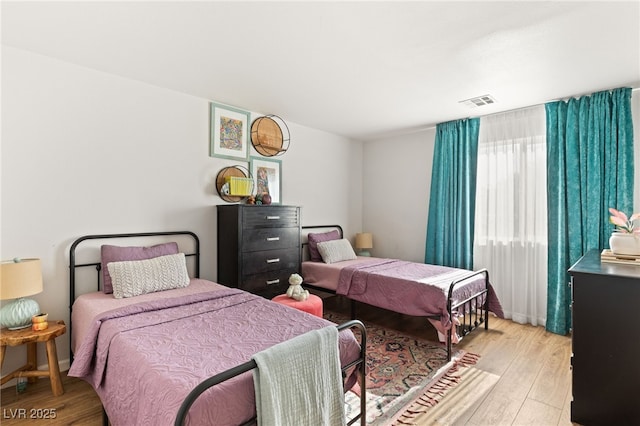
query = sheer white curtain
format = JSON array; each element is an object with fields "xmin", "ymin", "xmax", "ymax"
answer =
[{"xmin": 474, "ymin": 105, "xmax": 547, "ymax": 326}]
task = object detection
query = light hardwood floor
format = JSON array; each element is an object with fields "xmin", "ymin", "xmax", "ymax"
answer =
[{"xmin": 1, "ymin": 295, "xmax": 577, "ymax": 425}]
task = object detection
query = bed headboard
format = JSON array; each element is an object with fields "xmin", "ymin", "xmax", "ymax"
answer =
[
  {"xmin": 68, "ymin": 231, "xmax": 200, "ymax": 359},
  {"xmin": 300, "ymin": 225, "xmax": 343, "ymax": 261},
  {"xmin": 69, "ymin": 231, "xmax": 200, "ymax": 303}
]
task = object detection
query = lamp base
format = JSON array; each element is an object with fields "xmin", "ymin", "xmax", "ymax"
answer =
[
  {"xmin": 357, "ymin": 250, "xmax": 371, "ymax": 257},
  {"xmin": 0, "ymin": 298, "xmax": 41, "ymax": 330}
]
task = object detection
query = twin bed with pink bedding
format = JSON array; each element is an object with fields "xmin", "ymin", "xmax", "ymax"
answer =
[
  {"xmin": 301, "ymin": 226, "xmax": 504, "ymax": 360},
  {"xmin": 68, "ymin": 232, "xmax": 365, "ymax": 426}
]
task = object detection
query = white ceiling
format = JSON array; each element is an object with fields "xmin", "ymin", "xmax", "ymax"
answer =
[{"xmin": 2, "ymin": 1, "xmax": 639, "ymax": 141}]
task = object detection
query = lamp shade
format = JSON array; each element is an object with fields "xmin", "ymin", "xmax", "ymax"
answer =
[
  {"xmin": 1, "ymin": 259, "xmax": 43, "ymax": 329},
  {"xmin": 355, "ymin": 233, "xmax": 373, "ymax": 250},
  {"xmin": 1, "ymin": 258, "xmax": 43, "ymax": 300}
]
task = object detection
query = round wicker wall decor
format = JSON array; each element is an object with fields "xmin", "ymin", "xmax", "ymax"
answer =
[
  {"xmin": 250, "ymin": 115, "xmax": 290, "ymax": 157},
  {"xmin": 215, "ymin": 165, "xmax": 253, "ymax": 203}
]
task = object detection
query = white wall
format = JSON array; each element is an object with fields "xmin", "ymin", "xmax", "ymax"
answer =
[
  {"xmin": 362, "ymin": 128, "xmax": 436, "ymax": 262},
  {"xmin": 283, "ymin": 122, "xmax": 363, "ymax": 235},
  {"xmin": 0, "ymin": 46, "xmax": 362, "ymax": 376}
]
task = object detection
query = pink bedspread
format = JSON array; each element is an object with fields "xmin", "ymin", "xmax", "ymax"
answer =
[
  {"xmin": 336, "ymin": 259, "xmax": 503, "ymax": 329},
  {"xmin": 68, "ymin": 285, "xmax": 360, "ymax": 426},
  {"xmin": 71, "ymin": 279, "xmax": 226, "ymax": 353}
]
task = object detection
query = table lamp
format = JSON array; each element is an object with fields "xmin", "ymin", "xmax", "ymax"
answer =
[
  {"xmin": 0, "ymin": 258, "xmax": 43, "ymax": 330},
  {"xmin": 355, "ymin": 233, "xmax": 373, "ymax": 257}
]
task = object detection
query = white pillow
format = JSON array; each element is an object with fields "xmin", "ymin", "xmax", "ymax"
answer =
[
  {"xmin": 107, "ymin": 253, "xmax": 190, "ymax": 299},
  {"xmin": 316, "ymin": 239, "xmax": 357, "ymax": 264}
]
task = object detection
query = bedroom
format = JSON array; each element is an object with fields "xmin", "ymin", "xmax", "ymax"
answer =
[{"xmin": 2, "ymin": 1, "xmax": 640, "ymax": 425}]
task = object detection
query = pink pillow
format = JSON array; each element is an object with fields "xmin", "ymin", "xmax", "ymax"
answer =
[
  {"xmin": 101, "ymin": 242, "xmax": 179, "ymax": 294},
  {"xmin": 307, "ymin": 230, "xmax": 341, "ymax": 262}
]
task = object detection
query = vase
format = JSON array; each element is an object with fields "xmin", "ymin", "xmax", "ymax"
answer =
[{"xmin": 609, "ymin": 232, "xmax": 640, "ymax": 255}]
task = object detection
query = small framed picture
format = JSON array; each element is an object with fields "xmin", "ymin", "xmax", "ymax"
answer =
[
  {"xmin": 250, "ymin": 156, "xmax": 282, "ymax": 204},
  {"xmin": 209, "ymin": 102, "xmax": 250, "ymax": 160}
]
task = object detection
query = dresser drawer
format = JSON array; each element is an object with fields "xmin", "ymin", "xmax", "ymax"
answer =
[
  {"xmin": 242, "ymin": 227, "xmax": 299, "ymax": 252},
  {"xmin": 241, "ymin": 268, "xmax": 296, "ymax": 297},
  {"xmin": 242, "ymin": 248, "xmax": 300, "ymax": 275},
  {"xmin": 242, "ymin": 206, "xmax": 300, "ymax": 228}
]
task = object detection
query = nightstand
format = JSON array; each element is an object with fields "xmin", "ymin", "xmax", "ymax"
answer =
[{"xmin": 0, "ymin": 320, "xmax": 66, "ymax": 396}]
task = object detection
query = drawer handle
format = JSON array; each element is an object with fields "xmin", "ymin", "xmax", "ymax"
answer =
[
  {"xmin": 266, "ymin": 279, "xmax": 280, "ymax": 285},
  {"xmin": 266, "ymin": 216, "xmax": 281, "ymax": 220},
  {"xmin": 266, "ymin": 237, "xmax": 280, "ymax": 241},
  {"xmin": 266, "ymin": 258, "xmax": 280, "ymax": 264}
]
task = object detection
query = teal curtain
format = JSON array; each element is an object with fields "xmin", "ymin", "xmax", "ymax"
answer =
[
  {"xmin": 425, "ymin": 118, "xmax": 480, "ymax": 269},
  {"xmin": 546, "ymin": 87, "xmax": 634, "ymax": 335}
]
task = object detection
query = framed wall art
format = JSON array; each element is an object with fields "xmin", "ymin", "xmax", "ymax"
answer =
[
  {"xmin": 209, "ymin": 102, "xmax": 250, "ymax": 160},
  {"xmin": 250, "ymin": 156, "xmax": 282, "ymax": 204}
]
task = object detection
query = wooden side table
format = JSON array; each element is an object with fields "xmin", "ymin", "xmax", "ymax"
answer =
[{"xmin": 0, "ymin": 320, "xmax": 66, "ymax": 396}]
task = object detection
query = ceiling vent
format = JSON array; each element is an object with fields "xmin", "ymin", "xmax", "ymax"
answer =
[{"xmin": 459, "ymin": 94, "xmax": 497, "ymax": 108}]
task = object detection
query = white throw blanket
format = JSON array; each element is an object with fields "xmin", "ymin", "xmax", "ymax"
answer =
[{"xmin": 252, "ymin": 326, "xmax": 345, "ymax": 426}]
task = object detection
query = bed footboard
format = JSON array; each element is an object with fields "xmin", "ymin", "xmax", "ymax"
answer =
[
  {"xmin": 174, "ymin": 320, "xmax": 367, "ymax": 426},
  {"xmin": 446, "ymin": 268, "xmax": 490, "ymax": 361}
]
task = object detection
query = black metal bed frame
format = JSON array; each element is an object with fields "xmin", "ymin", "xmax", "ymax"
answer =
[
  {"xmin": 174, "ymin": 319, "xmax": 367, "ymax": 426},
  {"xmin": 69, "ymin": 231, "xmax": 367, "ymax": 426},
  {"xmin": 301, "ymin": 225, "xmax": 490, "ymax": 361}
]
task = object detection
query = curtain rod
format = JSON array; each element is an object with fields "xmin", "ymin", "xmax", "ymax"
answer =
[{"xmin": 380, "ymin": 86, "xmax": 640, "ymax": 138}]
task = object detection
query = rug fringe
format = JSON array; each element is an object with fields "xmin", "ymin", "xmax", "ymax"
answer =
[
  {"xmin": 457, "ymin": 352, "xmax": 480, "ymax": 365},
  {"xmin": 389, "ymin": 351, "xmax": 481, "ymax": 426},
  {"xmin": 396, "ymin": 419, "xmax": 416, "ymax": 426}
]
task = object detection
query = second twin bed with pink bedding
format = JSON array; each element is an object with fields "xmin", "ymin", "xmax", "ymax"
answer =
[
  {"xmin": 301, "ymin": 226, "xmax": 504, "ymax": 358},
  {"xmin": 303, "ymin": 257, "xmax": 503, "ymax": 325}
]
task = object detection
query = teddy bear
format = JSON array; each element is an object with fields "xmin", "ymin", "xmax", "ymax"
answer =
[{"xmin": 286, "ymin": 273, "xmax": 309, "ymax": 301}]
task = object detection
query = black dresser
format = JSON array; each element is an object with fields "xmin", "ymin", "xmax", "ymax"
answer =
[
  {"xmin": 568, "ymin": 250, "xmax": 640, "ymax": 425},
  {"xmin": 217, "ymin": 204, "xmax": 301, "ymax": 298}
]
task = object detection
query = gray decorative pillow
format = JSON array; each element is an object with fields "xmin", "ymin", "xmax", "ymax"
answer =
[
  {"xmin": 101, "ymin": 242, "xmax": 179, "ymax": 294},
  {"xmin": 307, "ymin": 230, "xmax": 341, "ymax": 262},
  {"xmin": 316, "ymin": 239, "xmax": 357, "ymax": 264},
  {"xmin": 107, "ymin": 253, "xmax": 190, "ymax": 299}
]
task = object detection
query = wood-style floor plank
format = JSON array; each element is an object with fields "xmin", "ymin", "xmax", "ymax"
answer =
[
  {"xmin": 0, "ymin": 372, "xmax": 102, "ymax": 425},
  {"xmin": 513, "ymin": 398, "xmax": 562, "ymax": 426},
  {"xmin": 527, "ymin": 331, "xmax": 572, "ymax": 409},
  {"xmin": 1, "ymin": 295, "xmax": 576, "ymax": 425}
]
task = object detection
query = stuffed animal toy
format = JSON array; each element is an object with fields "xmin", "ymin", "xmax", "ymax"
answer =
[{"xmin": 286, "ymin": 273, "xmax": 309, "ymax": 301}]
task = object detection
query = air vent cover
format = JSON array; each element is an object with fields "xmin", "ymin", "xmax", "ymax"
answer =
[{"xmin": 459, "ymin": 94, "xmax": 497, "ymax": 108}]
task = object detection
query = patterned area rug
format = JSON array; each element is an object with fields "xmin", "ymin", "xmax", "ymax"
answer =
[{"xmin": 325, "ymin": 311, "xmax": 480, "ymax": 425}]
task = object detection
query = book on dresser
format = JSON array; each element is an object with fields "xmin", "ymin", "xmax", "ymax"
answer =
[{"xmin": 217, "ymin": 204, "xmax": 301, "ymax": 298}]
